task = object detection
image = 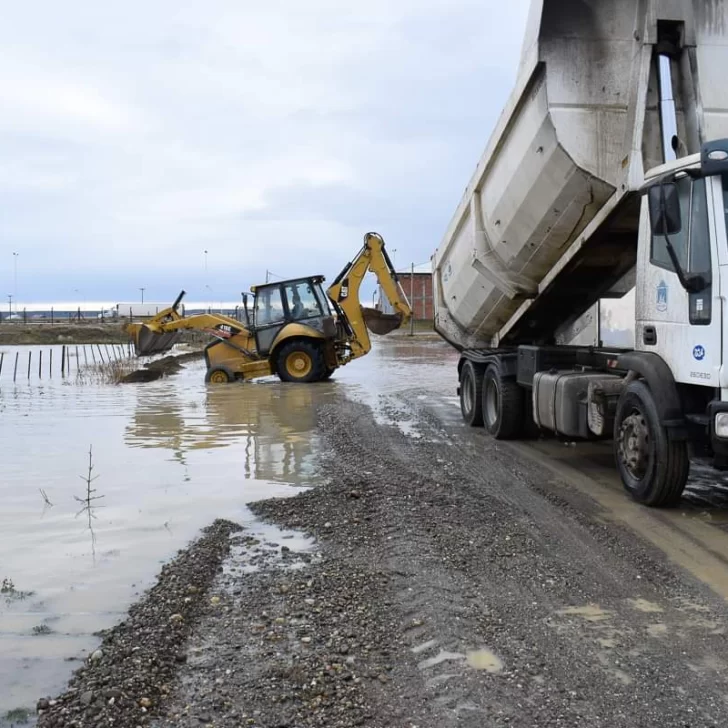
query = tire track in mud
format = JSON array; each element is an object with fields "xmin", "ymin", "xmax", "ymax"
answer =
[{"xmin": 305, "ymin": 393, "xmax": 728, "ymax": 727}]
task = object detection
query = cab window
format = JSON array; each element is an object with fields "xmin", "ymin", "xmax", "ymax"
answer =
[
  {"xmin": 284, "ymin": 282, "xmax": 322, "ymax": 320},
  {"xmin": 255, "ymin": 287, "xmax": 285, "ymax": 327}
]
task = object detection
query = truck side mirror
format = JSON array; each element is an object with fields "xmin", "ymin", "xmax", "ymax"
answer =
[{"xmin": 648, "ymin": 182, "xmax": 682, "ymax": 235}]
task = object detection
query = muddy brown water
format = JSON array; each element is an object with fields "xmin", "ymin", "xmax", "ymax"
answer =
[
  {"xmin": 0, "ymin": 338, "xmax": 457, "ymax": 720},
  {"xmin": 5, "ymin": 337, "xmax": 728, "ymax": 721}
]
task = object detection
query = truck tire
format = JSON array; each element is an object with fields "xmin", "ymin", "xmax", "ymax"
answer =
[
  {"xmin": 614, "ymin": 379, "xmax": 689, "ymax": 507},
  {"xmin": 482, "ymin": 364, "xmax": 523, "ymax": 439},
  {"xmin": 276, "ymin": 340, "xmax": 326, "ymax": 383},
  {"xmin": 460, "ymin": 360, "xmax": 484, "ymax": 427}
]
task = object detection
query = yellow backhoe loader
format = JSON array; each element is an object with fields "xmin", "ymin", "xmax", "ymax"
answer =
[{"xmin": 124, "ymin": 232, "xmax": 413, "ymax": 384}]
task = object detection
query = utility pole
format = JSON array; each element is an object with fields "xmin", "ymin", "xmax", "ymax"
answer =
[
  {"xmin": 139, "ymin": 287, "xmax": 145, "ymax": 304},
  {"xmin": 7, "ymin": 294, "xmax": 12, "ymax": 315},
  {"xmin": 12, "ymin": 252, "xmax": 18, "ymax": 306},
  {"xmin": 410, "ymin": 262, "xmax": 415, "ymax": 336}
]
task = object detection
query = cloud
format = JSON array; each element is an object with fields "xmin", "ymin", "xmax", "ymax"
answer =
[{"xmin": 0, "ymin": 0, "xmax": 530, "ymax": 303}]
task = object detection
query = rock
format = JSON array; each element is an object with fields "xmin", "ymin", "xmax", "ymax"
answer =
[
  {"xmin": 90, "ymin": 649, "xmax": 103, "ymax": 662},
  {"xmin": 80, "ymin": 690, "xmax": 94, "ymax": 707},
  {"xmin": 139, "ymin": 697, "xmax": 153, "ymax": 708},
  {"xmin": 37, "ymin": 698, "xmax": 50, "ymax": 711}
]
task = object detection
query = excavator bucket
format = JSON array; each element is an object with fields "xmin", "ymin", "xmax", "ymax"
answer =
[
  {"xmin": 361, "ymin": 307, "xmax": 403, "ymax": 336},
  {"xmin": 130, "ymin": 325, "xmax": 182, "ymax": 357}
]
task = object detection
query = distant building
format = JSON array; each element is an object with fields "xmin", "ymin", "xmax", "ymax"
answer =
[{"xmin": 377, "ymin": 262, "xmax": 433, "ymax": 322}]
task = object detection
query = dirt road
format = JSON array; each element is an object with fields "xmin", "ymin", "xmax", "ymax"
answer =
[{"xmin": 35, "ymin": 342, "xmax": 728, "ymax": 728}]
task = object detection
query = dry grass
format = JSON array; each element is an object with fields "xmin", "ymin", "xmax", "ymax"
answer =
[{"xmin": 75, "ymin": 357, "xmax": 139, "ymax": 385}]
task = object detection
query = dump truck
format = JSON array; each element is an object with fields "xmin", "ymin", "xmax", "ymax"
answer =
[
  {"xmin": 433, "ymin": 0, "xmax": 728, "ymax": 506},
  {"xmin": 125, "ymin": 232, "xmax": 412, "ymax": 384}
]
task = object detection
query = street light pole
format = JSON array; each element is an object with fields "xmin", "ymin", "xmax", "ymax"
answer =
[
  {"xmin": 7, "ymin": 294, "xmax": 12, "ymax": 316},
  {"xmin": 139, "ymin": 287, "xmax": 145, "ymax": 305}
]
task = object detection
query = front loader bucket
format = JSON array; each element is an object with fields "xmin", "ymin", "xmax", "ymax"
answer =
[
  {"xmin": 131, "ymin": 325, "xmax": 182, "ymax": 357},
  {"xmin": 362, "ymin": 307, "xmax": 403, "ymax": 336}
]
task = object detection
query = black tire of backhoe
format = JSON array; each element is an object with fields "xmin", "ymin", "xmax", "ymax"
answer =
[
  {"xmin": 204, "ymin": 366, "xmax": 235, "ymax": 384},
  {"xmin": 483, "ymin": 365, "xmax": 523, "ymax": 440},
  {"xmin": 276, "ymin": 340, "xmax": 326, "ymax": 383},
  {"xmin": 614, "ymin": 379, "xmax": 689, "ymax": 507}
]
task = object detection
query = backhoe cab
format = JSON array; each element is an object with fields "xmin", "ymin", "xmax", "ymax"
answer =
[{"xmin": 124, "ymin": 232, "xmax": 413, "ymax": 384}]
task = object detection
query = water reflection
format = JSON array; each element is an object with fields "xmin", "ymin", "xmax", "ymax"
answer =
[{"xmin": 125, "ymin": 380, "xmax": 331, "ymax": 484}]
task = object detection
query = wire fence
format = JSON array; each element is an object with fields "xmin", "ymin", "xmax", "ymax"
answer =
[{"xmin": 0, "ymin": 342, "xmax": 135, "ymax": 383}]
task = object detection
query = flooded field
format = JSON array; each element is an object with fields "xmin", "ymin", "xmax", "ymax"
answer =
[{"xmin": 0, "ymin": 337, "xmax": 457, "ymax": 720}]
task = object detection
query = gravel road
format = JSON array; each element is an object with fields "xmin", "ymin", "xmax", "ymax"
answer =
[{"xmin": 34, "ymin": 382, "xmax": 728, "ymax": 728}]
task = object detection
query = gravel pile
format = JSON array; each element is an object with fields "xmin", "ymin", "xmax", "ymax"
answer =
[{"xmin": 35, "ymin": 520, "xmax": 240, "ymax": 728}]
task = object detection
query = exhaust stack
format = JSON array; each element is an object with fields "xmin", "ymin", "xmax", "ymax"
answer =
[{"xmin": 657, "ymin": 53, "xmax": 679, "ymax": 163}]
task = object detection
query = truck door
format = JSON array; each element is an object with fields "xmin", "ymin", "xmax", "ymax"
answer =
[{"xmin": 637, "ymin": 174, "xmax": 722, "ymax": 387}]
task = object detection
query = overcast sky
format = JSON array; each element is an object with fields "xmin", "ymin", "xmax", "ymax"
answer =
[{"xmin": 1, "ymin": 1, "xmax": 530, "ymax": 305}]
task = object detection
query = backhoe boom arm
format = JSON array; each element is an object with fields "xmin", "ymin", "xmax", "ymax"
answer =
[{"xmin": 327, "ymin": 232, "xmax": 412, "ymax": 360}]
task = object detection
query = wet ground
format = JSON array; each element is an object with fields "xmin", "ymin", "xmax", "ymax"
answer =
[
  {"xmin": 6, "ymin": 337, "xmax": 728, "ymax": 726},
  {"xmin": 0, "ymin": 338, "xmax": 455, "ymax": 723}
]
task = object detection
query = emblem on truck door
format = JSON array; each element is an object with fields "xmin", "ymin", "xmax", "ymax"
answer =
[
  {"xmin": 693, "ymin": 345, "xmax": 705, "ymax": 361},
  {"xmin": 656, "ymin": 280, "xmax": 668, "ymax": 312}
]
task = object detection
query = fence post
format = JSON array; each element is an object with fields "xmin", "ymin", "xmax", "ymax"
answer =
[
  {"xmin": 83, "ymin": 345, "xmax": 88, "ymax": 366},
  {"xmin": 97, "ymin": 344, "xmax": 105, "ymax": 363},
  {"xmin": 13, "ymin": 352, "xmax": 19, "ymax": 382},
  {"xmin": 61, "ymin": 345, "xmax": 66, "ymax": 377},
  {"xmin": 49, "ymin": 349, "xmax": 53, "ymax": 377},
  {"xmin": 39, "ymin": 350, "xmax": 42, "ymax": 378},
  {"xmin": 91, "ymin": 345, "xmax": 97, "ymax": 364},
  {"xmin": 0, "ymin": 351, "xmax": 3, "ymax": 376},
  {"xmin": 27, "ymin": 351, "xmax": 32, "ymax": 380}
]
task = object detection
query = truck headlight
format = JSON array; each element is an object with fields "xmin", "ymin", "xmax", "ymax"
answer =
[{"xmin": 715, "ymin": 413, "xmax": 728, "ymax": 439}]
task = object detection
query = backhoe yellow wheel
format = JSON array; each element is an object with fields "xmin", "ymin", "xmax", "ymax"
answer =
[
  {"xmin": 205, "ymin": 366, "xmax": 234, "ymax": 384},
  {"xmin": 276, "ymin": 340, "xmax": 325, "ymax": 383}
]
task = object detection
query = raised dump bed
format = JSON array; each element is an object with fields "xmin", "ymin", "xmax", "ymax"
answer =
[{"xmin": 433, "ymin": 0, "xmax": 728, "ymax": 350}]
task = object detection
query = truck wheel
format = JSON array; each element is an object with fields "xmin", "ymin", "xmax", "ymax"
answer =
[
  {"xmin": 614, "ymin": 379, "xmax": 688, "ymax": 507},
  {"xmin": 460, "ymin": 360, "xmax": 484, "ymax": 427},
  {"xmin": 205, "ymin": 366, "xmax": 235, "ymax": 384},
  {"xmin": 277, "ymin": 340, "xmax": 326, "ymax": 383},
  {"xmin": 482, "ymin": 365, "xmax": 523, "ymax": 439}
]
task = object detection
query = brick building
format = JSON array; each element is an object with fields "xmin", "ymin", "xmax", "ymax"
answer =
[{"xmin": 377, "ymin": 262, "xmax": 433, "ymax": 322}]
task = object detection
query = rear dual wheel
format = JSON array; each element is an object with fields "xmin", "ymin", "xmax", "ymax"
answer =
[
  {"xmin": 482, "ymin": 365, "xmax": 524, "ymax": 440},
  {"xmin": 460, "ymin": 362, "xmax": 525, "ymax": 438}
]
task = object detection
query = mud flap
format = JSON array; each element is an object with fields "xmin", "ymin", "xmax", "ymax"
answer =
[
  {"xmin": 133, "ymin": 326, "xmax": 182, "ymax": 357},
  {"xmin": 362, "ymin": 307, "xmax": 403, "ymax": 336}
]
